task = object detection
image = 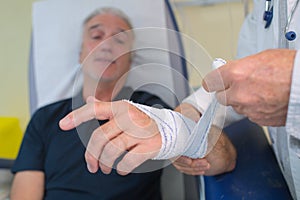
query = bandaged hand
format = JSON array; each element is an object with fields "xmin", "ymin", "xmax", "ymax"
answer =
[
  {"xmin": 126, "ymin": 100, "xmax": 202, "ymax": 160},
  {"xmin": 59, "ymin": 97, "xmax": 162, "ymax": 175},
  {"xmin": 59, "ymin": 97, "xmax": 200, "ymax": 175}
]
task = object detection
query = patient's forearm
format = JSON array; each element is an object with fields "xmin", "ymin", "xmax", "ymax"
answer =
[
  {"xmin": 10, "ymin": 171, "xmax": 45, "ymax": 200},
  {"xmin": 173, "ymin": 103, "xmax": 236, "ymax": 176},
  {"xmin": 204, "ymin": 131, "xmax": 236, "ymax": 176}
]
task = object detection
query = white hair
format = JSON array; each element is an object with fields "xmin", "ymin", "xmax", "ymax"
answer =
[
  {"xmin": 80, "ymin": 7, "xmax": 135, "ymax": 61},
  {"xmin": 83, "ymin": 7, "xmax": 133, "ymax": 30}
]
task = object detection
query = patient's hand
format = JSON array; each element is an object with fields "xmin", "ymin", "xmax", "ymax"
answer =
[
  {"xmin": 173, "ymin": 156, "xmax": 210, "ymax": 176},
  {"xmin": 173, "ymin": 133, "xmax": 236, "ymax": 176},
  {"xmin": 60, "ymin": 97, "xmax": 162, "ymax": 175},
  {"xmin": 173, "ymin": 103, "xmax": 237, "ymax": 176}
]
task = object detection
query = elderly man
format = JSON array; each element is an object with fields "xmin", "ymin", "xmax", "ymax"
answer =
[{"xmin": 10, "ymin": 7, "xmax": 171, "ymax": 200}]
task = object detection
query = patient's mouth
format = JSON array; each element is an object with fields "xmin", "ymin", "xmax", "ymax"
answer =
[{"xmin": 94, "ymin": 58, "xmax": 116, "ymax": 64}]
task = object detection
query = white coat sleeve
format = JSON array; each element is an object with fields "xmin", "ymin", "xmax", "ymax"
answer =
[{"xmin": 286, "ymin": 50, "xmax": 300, "ymax": 140}]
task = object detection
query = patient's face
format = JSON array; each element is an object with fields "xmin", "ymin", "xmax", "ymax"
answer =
[{"xmin": 80, "ymin": 13, "xmax": 133, "ymax": 83}]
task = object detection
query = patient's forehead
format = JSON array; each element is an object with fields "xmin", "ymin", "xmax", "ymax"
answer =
[{"xmin": 85, "ymin": 13, "xmax": 132, "ymax": 34}]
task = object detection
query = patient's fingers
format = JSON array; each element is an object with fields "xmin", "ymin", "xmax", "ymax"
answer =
[
  {"xmin": 173, "ymin": 157, "xmax": 210, "ymax": 175},
  {"xmin": 99, "ymin": 133, "xmax": 137, "ymax": 174},
  {"xmin": 175, "ymin": 166, "xmax": 206, "ymax": 176},
  {"xmin": 173, "ymin": 156, "xmax": 193, "ymax": 167},
  {"xmin": 116, "ymin": 146, "xmax": 156, "ymax": 175},
  {"xmin": 85, "ymin": 151, "xmax": 99, "ymax": 173},
  {"xmin": 85, "ymin": 119, "xmax": 122, "ymax": 173},
  {"xmin": 59, "ymin": 99, "xmax": 162, "ymax": 174},
  {"xmin": 59, "ymin": 98, "xmax": 115, "ymax": 130}
]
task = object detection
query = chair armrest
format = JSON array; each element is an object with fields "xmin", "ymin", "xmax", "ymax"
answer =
[{"xmin": 0, "ymin": 159, "xmax": 14, "ymax": 169}]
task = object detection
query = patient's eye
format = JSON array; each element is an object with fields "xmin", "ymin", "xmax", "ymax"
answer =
[
  {"xmin": 91, "ymin": 30, "xmax": 104, "ymax": 40},
  {"xmin": 113, "ymin": 33, "xmax": 128, "ymax": 45},
  {"xmin": 114, "ymin": 37, "xmax": 125, "ymax": 44}
]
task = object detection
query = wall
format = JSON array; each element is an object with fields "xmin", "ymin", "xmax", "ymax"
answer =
[
  {"xmin": 0, "ymin": 0, "xmax": 37, "ymax": 131},
  {"xmin": 173, "ymin": 1, "xmax": 250, "ymax": 88}
]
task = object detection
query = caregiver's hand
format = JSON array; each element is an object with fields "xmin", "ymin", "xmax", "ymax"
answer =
[{"xmin": 203, "ymin": 49, "xmax": 296, "ymax": 126}]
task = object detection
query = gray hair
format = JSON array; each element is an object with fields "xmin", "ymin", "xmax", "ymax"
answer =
[
  {"xmin": 80, "ymin": 7, "xmax": 135, "ymax": 61},
  {"xmin": 83, "ymin": 7, "xmax": 133, "ymax": 30}
]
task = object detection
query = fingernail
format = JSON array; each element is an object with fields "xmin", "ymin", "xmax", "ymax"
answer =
[
  {"xmin": 87, "ymin": 163, "xmax": 97, "ymax": 173},
  {"xmin": 117, "ymin": 170, "xmax": 128, "ymax": 176},
  {"xmin": 59, "ymin": 116, "xmax": 72, "ymax": 127}
]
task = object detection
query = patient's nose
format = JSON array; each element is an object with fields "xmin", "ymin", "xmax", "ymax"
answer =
[{"xmin": 99, "ymin": 39, "xmax": 113, "ymax": 53}]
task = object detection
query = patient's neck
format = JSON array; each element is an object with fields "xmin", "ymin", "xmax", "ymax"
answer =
[{"xmin": 82, "ymin": 78, "xmax": 124, "ymax": 102}]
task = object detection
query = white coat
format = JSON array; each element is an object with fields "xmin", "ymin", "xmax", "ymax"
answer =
[
  {"xmin": 183, "ymin": 0, "xmax": 300, "ymax": 198},
  {"xmin": 236, "ymin": 0, "xmax": 300, "ymax": 199}
]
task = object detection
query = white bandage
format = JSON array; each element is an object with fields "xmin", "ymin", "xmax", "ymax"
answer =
[
  {"xmin": 125, "ymin": 99, "xmax": 221, "ymax": 159},
  {"xmin": 183, "ymin": 97, "xmax": 220, "ymax": 158},
  {"xmin": 125, "ymin": 100, "xmax": 196, "ymax": 159}
]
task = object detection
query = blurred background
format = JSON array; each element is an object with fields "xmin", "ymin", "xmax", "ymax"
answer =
[{"xmin": 0, "ymin": 0, "xmax": 250, "ymax": 131}]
